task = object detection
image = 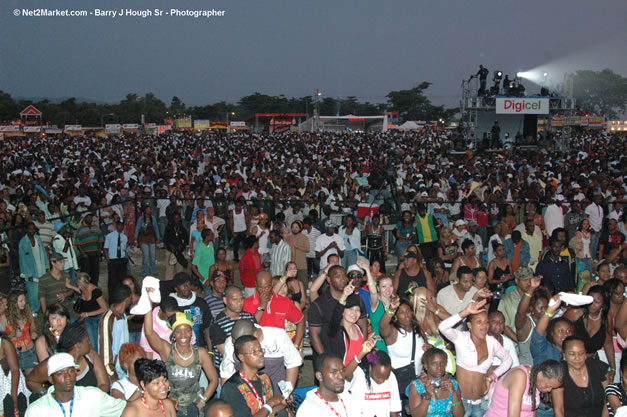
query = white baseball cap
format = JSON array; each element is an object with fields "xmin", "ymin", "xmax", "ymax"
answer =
[{"xmin": 47, "ymin": 353, "xmax": 80, "ymax": 376}]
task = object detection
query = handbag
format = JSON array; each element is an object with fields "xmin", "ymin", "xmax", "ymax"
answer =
[{"xmin": 392, "ymin": 330, "xmax": 417, "ymax": 399}]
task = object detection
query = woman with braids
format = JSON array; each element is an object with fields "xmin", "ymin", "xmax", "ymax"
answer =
[
  {"xmin": 121, "ymin": 359, "xmax": 177, "ymax": 417},
  {"xmin": 484, "ymin": 360, "xmax": 563, "ymax": 417},
  {"xmin": 26, "ymin": 321, "xmax": 110, "ymax": 395},
  {"xmin": 407, "ymin": 347, "xmax": 463, "ymax": 417},
  {"xmin": 343, "ymin": 336, "xmax": 402, "ymax": 417},
  {"xmin": 34, "ymin": 303, "xmax": 70, "ymax": 361}
]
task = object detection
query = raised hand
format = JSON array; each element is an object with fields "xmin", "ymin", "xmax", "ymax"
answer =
[
  {"xmin": 425, "ymin": 295, "xmax": 438, "ymax": 313},
  {"xmin": 547, "ymin": 294, "xmax": 562, "ymax": 314},
  {"xmin": 530, "ymin": 276, "xmax": 542, "ymax": 290},
  {"xmin": 356, "ymin": 259, "xmax": 370, "ymax": 271},
  {"xmin": 465, "ymin": 299, "xmax": 487, "ymax": 315},
  {"xmin": 342, "ymin": 283, "xmax": 355, "ymax": 299},
  {"xmin": 361, "ymin": 334, "xmax": 377, "ymax": 354},
  {"xmin": 477, "ymin": 288, "xmax": 493, "ymax": 299},
  {"xmin": 389, "ymin": 295, "xmax": 401, "ymax": 310}
]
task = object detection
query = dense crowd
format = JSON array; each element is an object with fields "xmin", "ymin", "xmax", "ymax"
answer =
[{"xmin": 0, "ymin": 129, "xmax": 625, "ymax": 417}]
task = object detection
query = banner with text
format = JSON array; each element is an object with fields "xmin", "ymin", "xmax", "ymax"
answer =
[{"xmin": 496, "ymin": 98, "xmax": 549, "ymax": 114}]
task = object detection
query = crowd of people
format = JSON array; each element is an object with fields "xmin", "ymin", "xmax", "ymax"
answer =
[{"xmin": 0, "ymin": 129, "xmax": 625, "ymax": 417}]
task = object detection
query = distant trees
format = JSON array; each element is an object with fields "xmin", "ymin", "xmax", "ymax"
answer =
[
  {"xmin": 0, "ymin": 83, "xmax": 459, "ymax": 126},
  {"xmin": 569, "ymin": 69, "xmax": 627, "ymax": 119}
]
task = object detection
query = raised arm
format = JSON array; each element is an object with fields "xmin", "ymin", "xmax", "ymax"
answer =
[
  {"xmin": 309, "ymin": 267, "xmax": 329, "ymax": 303},
  {"xmin": 143, "ymin": 302, "xmax": 171, "ymax": 360},
  {"xmin": 536, "ymin": 295, "xmax": 562, "ymax": 337},
  {"xmin": 379, "ymin": 295, "xmax": 399, "ymax": 344},
  {"xmin": 515, "ymin": 276, "xmax": 541, "ymax": 332},
  {"xmin": 357, "ymin": 259, "xmax": 379, "ymax": 313},
  {"xmin": 439, "ymin": 300, "xmax": 487, "ymax": 342}
]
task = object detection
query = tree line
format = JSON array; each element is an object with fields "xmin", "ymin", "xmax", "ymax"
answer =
[
  {"xmin": 0, "ymin": 83, "xmax": 457, "ymax": 127},
  {"xmin": 0, "ymin": 68, "xmax": 623, "ymax": 127}
]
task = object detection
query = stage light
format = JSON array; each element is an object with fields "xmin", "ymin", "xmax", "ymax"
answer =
[
  {"xmin": 543, "ymin": 72, "xmax": 549, "ymax": 77},
  {"xmin": 496, "ymin": 71, "xmax": 503, "ymax": 78}
]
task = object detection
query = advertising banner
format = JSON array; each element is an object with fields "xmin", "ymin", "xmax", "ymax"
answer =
[
  {"xmin": 0, "ymin": 125, "xmax": 20, "ymax": 132},
  {"xmin": 194, "ymin": 120, "xmax": 210, "ymax": 130},
  {"xmin": 175, "ymin": 118, "xmax": 192, "ymax": 129},
  {"xmin": 122, "ymin": 124, "xmax": 139, "ymax": 130},
  {"xmin": 105, "ymin": 124, "xmax": 122, "ymax": 133},
  {"xmin": 209, "ymin": 121, "xmax": 227, "ymax": 129},
  {"xmin": 23, "ymin": 126, "xmax": 41, "ymax": 133},
  {"xmin": 496, "ymin": 98, "xmax": 549, "ymax": 114},
  {"xmin": 587, "ymin": 117, "xmax": 605, "ymax": 128},
  {"xmin": 229, "ymin": 121, "xmax": 246, "ymax": 127},
  {"xmin": 64, "ymin": 125, "xmax": 82, "ymax": 131}
]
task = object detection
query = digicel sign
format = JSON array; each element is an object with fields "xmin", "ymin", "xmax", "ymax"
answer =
[{"xmin": 496, "ymin": 98, "xmax": 549, "ymax": 114}]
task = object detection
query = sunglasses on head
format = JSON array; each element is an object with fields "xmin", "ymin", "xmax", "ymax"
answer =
[{"xmin": 348, "ymin": 273, "xmax": 363, "ymax": 279}]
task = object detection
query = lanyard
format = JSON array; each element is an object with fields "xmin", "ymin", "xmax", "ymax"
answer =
[
  {"xmin": 315, "ymin": 390, "xmax": 347, "ymax": 417},
  {"xmin": 55, "ymin": 394, "xmax": 74, "ymax": 417},
  {"xmin": 239, "ymin": 372, "xmax": 264, "ymax": 407}
]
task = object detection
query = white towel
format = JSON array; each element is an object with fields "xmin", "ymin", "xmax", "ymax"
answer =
[
  {"xmin": 557, "ymin": 292, "xmax": 593, "ymax": 307},
  {"xmin": 130, "ymin": 276, "xmax": 161, "ymax": 315}
]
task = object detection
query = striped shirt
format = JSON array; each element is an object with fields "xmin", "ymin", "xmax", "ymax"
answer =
[
  {"xmin": 34, "ymin": 220, "xmax": 55, "ymax": 248},
  {"xmin": 209, "ymin": 311, "xmax": 256, "ymax": 367},
  {"xmin": 75, "ymin": 224, "xmax": 103, "ymax": 253},
  {"xmin": 303, "ymin": 227, "xmax": 321, "ymax": 258}
]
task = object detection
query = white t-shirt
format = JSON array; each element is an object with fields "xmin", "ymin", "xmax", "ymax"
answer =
[
  {"xmin": 296, "ymin": 388, "xmax": 360, "ymax": 417},
  {"xmin": 492, "ymin": 335, "xmax": 520, "ymax": 367},
  {"xmin": 220, "ymin": 325, "xmax": 302, "ymax": 380},
  {"xmin": 315, "ymin": 233, "xmax": 346, "ymax": 270},
  {"xmin": 348, "ymin": 367, "xmax": 402, "ymax": 417}
]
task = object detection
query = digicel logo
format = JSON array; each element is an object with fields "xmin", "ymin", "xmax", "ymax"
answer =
[{"xmin": 503, "ymin": 99, "xmax": 543, "ymax": 112}]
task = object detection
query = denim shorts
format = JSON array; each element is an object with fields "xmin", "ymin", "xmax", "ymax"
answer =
[
  {"xmin": 17, "ymin": 346, "xmax": 37, "ymax": 370},
  {"xmin": 463, "ymin": 395, "xmax": 490, "ymax": 417}
]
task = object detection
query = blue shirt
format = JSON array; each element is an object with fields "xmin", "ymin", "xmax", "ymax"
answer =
[
  {"xmin": 530, "ymin": 328, "xmax": 562, "ymax": 365},
  {"xmin": 536, "ymin": 255, "xmax": 573, "ymax": 293},
  {"xmin": 104, "ymin": 230, "xmax": 128, "ymax": 259}
]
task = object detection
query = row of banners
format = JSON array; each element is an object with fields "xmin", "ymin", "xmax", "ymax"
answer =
[
  {"xmin": 0, "ymin": 120, "xmax": 248, "ymax": 135},
  {"xmin": 551, "ymin": 115, "xmax": 605, "ymax": 128}
]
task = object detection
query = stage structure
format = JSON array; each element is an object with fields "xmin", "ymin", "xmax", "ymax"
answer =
[{"xmin": 460, "ymin": 75, "xmax": 575, "ymax": 146}]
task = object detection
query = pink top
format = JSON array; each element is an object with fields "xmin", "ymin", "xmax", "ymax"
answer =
[
  {"xmin": 485, "ymin": 366, "xmax": 540, "ymax": 417},
  {"xmin": 438, "ymin": 313, "xmax": 512, "ymax": 376},
  {"xmin": 140, "ymin": 307, "xmax": 196, "ymax": 359}
]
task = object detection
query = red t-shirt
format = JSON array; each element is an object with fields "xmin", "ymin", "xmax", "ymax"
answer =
[
  {"xmin": 239, "ymin": 249, "xmax": 262, "ymax": 288},
  {"xmin": 344, "ymin": 326, "xmax": 364, "ymax": 366},
  {"xmin": 243, "ymin": 292, "xmax": 304, "ymax": 329}
]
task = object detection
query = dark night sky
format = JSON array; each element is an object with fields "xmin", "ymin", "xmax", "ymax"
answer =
[{"xmin": 1, "ymin": 0, "xmax": 625, "ymax": 108}]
